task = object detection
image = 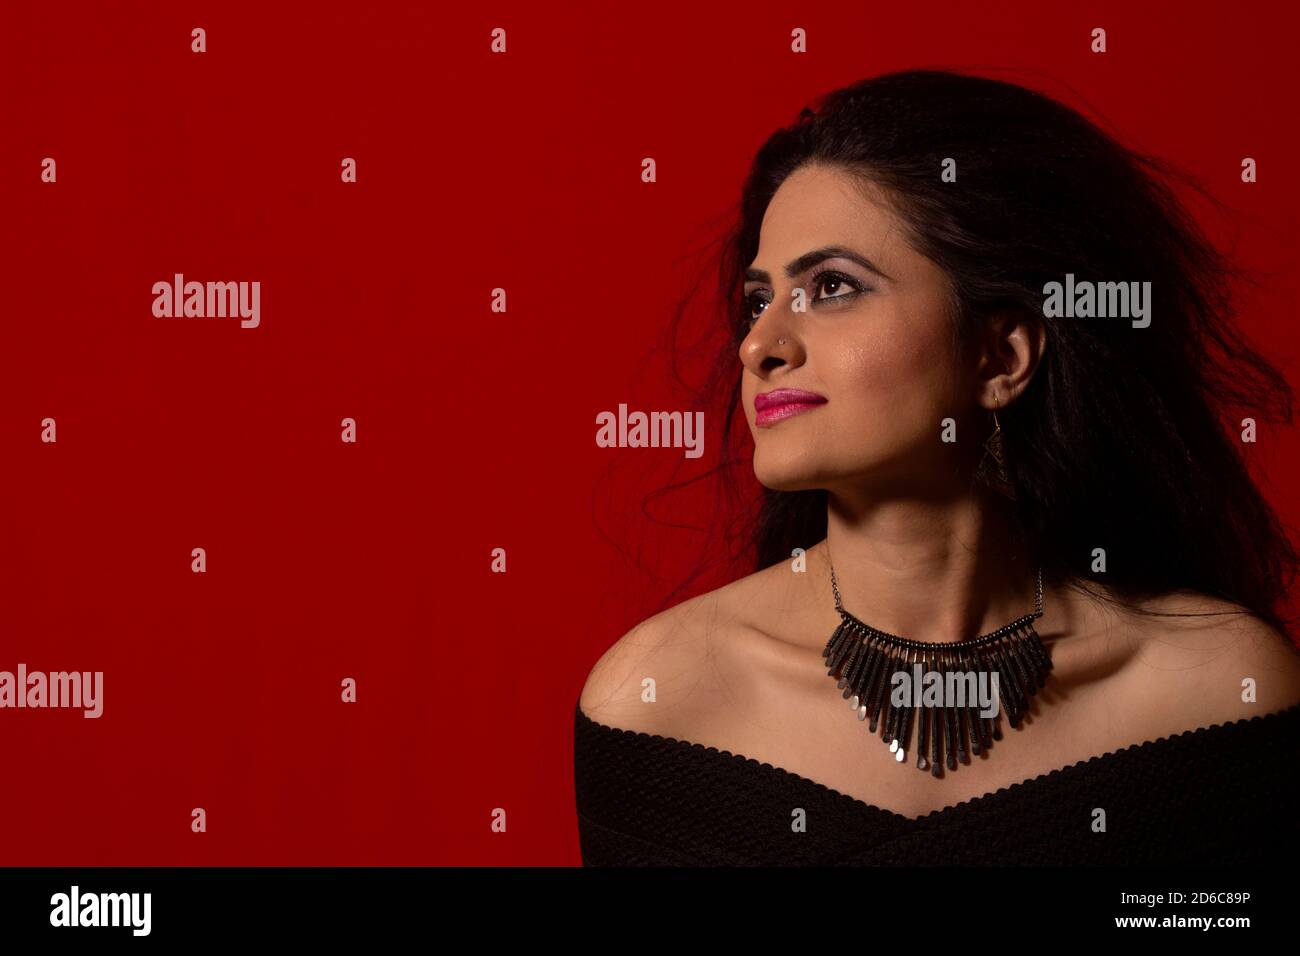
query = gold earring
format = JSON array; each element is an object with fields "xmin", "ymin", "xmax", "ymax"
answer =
[{"xmin": 979, "ymin": 395, "xmax": 1016, "ymax": 500}]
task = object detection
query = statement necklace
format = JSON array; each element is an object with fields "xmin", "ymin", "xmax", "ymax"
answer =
[{"xmin": 822, "ymin": 560, "xmax": 1051, "ymax": 776}]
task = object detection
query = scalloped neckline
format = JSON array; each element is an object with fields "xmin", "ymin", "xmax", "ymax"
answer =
[{"xmin": 576, "ymin": 701, "xmax": 1300, "ymax": 824}]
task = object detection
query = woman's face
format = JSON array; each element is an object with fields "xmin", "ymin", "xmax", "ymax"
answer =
[{"xmin": 739, "ymin": 163, "xmax": 974, "ymax": 498}]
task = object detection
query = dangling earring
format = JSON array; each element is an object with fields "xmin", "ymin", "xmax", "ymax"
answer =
[{"xmin": 979, "ymin": 394, "xmax": 1016, "ymax": 500}]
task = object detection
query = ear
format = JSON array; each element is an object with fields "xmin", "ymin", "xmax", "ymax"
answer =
[{"xmin": 974, "ymin": 311, "xmax": 1046, "ymax": 410}]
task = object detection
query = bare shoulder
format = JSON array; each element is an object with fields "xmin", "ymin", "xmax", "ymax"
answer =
[
  {"xmin": 578, "ymin": 557, "xmax": 801, "ymax": 736},
  {"xmin": 1116, "ymin": 589, "xmax": 1300, "ymax": 726},
  {"xmin": 577, "ymin": 589, "xmax": 717, "ymax": 734}
]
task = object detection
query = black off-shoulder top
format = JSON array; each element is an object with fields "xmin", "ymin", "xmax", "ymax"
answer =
[{"xmin": 573, "ymin": 699, "xmax": 1300, "ymax": 865}]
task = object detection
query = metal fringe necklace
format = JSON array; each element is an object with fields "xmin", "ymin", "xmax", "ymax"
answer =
[{"xmin": 822, "ymin": 559, "xmax": 1051, "ymax": 776}]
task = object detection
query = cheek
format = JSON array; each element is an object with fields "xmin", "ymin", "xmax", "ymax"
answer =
[{"xmin": 827, "ymin": 307, "xmax": 959, "ymax": 444}]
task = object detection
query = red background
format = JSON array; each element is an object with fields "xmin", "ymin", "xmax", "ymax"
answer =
[{"xmin": 1, "ymin": 0, "xmax": 1295, "ymax": 864}]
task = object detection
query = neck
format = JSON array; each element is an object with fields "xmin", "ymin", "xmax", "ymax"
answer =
[{"xmin": 818, "ymin": 487, "xmax": 1037, "ymax": 644}]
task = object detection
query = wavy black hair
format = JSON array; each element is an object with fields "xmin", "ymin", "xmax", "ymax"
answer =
[{"xmin": 627, "ymin": 68, "xmax": 1297, "ymax": 642}]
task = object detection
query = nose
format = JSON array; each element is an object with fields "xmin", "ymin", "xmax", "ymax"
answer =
[{"xmin": 739, "ymin": 308, "xmax": 801, "ymax": 375}]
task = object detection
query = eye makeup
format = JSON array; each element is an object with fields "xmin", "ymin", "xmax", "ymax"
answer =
[{"xmin": 744, "ymin": 266, "xmax": 872, "ymax": 328}]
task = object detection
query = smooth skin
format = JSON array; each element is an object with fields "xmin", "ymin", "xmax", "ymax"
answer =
[{"xmin": 580, "ymin": 163, "xmax": 1300, "ymax": 820}]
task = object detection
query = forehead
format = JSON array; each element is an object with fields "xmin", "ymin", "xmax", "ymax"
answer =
[{"xmin": 752, "ymin": 163, "xmax": 915, "ymax": 274}]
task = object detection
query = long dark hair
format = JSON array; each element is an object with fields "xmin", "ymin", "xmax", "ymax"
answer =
[{"xmin": 635, "ymin": 68, "xmax": 1297, "ymax": 643}]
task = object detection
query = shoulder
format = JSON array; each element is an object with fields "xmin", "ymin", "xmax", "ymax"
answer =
[
  {"xmin": 578, "ymin": 555, "xmax": 802, "ymax": 736},
  {"xmin": 577, "ymin": 589, "xmax": 721, "ymax": 738},
  {"xmin": 1113, "ymin": 589, "xmax": 1300, "ymax": 726}
]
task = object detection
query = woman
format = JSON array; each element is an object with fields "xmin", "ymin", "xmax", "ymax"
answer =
[{"xmin": 573, "ymin": 69, "xmax": 1300, "ymax": 865}]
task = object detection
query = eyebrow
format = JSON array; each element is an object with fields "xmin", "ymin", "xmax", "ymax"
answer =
[{"xmin": 744, "ymin": 245, "xmax": 893, "ymax": 284}]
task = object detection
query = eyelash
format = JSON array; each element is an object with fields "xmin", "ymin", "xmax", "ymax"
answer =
[{"xmin": 744, "ymin": 268, "xmax": 869, "ymax": 328}]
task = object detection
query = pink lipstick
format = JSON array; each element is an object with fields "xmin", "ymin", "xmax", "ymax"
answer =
[{"xmin": 754, "ymin": 388, "xmax": 828, "ymax": 427}]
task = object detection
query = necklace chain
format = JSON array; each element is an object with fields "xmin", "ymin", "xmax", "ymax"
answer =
[{"xmin": 829, "ymin": 558, "xmax": 1044, "ymax": 646}]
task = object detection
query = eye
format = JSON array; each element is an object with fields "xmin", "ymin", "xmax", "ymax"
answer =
[
  {"xmin": 743, "ymin": 269, "xmax": 870, "ymax": 331},
  {"xmin": 744, "ymin": 290, "xmax": 772, "ymax": 327},
  {"xmin": 808, "ymin": 268, "xmax": 866, "ymax": 304}
]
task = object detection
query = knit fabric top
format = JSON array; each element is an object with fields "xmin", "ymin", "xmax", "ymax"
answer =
[{"xmin": 573, "ymin": 699, "xmax": 1300, "ymax": 865}]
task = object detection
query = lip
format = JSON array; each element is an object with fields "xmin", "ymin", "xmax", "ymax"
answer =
[{"xmin": 754, "ymin": 388, "xmax": 828, "ymax": 427}]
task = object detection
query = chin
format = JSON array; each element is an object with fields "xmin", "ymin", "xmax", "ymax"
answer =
[
  {"xmin": 756, "ymin": 475, "xmax": 813, "ymax": 493},
  {"xmin": 752, "ymin": 459, "xmax": 828, "ymax": 493}
]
